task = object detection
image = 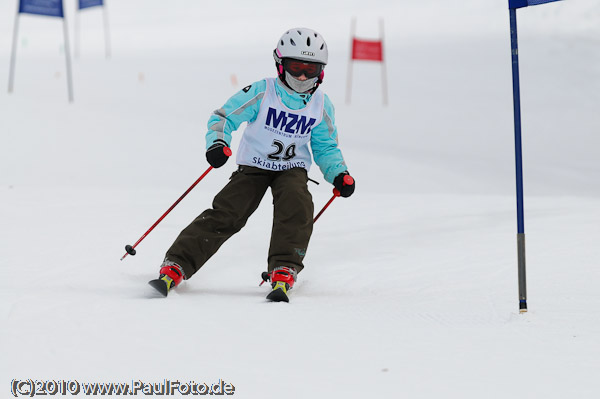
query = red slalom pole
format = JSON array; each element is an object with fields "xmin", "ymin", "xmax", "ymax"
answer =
[
  {"xmin": 313, "ymin": 175, "xmax": 354, "ymax": 223},
  {"xmin": 121, "ymin": 147, "xmax": 232, "ymax": 260}
]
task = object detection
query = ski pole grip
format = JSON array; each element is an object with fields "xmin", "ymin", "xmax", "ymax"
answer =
[{"xmin": 223, "ymin": 147, "xmax": 233, "ymax": 157}]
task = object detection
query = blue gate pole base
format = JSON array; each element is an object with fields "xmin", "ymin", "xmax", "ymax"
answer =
[{"xmin": 519, "ymin": 300, "xmax": 528, "ymax": 313}]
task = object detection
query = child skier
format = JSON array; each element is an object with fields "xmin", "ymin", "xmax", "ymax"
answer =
[{"xmin": 150, "ymin": 27, "xmax": 355, "ymax": 302}]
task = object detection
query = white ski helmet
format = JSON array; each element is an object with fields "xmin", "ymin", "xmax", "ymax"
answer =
[{"xmin": 274, "ymin": 28, "xmax": 328, "ymax": 65}]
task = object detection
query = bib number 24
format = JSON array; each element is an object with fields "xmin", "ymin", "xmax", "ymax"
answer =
[{"xmin": 267, "ymin": 140, "xmax": 296, "ymax": 161}]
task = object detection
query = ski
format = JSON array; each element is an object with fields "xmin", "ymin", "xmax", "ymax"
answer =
[
  {"xmin": 148, "ymin": 278, "xmax": 169, "ymax": 297},
  {"xmin": 266, "ymin": 287, "xmax": 289, "ymax": 303}
]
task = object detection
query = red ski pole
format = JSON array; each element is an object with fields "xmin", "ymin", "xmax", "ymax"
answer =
[
  {"xmin": 313, "ymin": 175, "xmax": 354, "ymax": 223},
  {"xmin": 121, "ymin": 147, "xmax": 232, "ymax": 260}
]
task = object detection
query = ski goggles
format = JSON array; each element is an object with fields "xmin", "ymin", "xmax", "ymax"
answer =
[{"xmin": 282, "ymin": 58, "xmax": 323, "ymax": 79}]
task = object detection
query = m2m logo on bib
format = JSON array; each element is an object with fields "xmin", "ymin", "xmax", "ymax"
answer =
[{"xmin": 265, "ymin": 107, "xmax": 316, "ymax": 137}]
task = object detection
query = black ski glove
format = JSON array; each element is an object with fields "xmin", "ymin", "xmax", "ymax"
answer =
[
  {"xmin": 333, "ymin": 172, "xmax": 355, "ymax": 198},
  {"xmin": 206, "ymin": 140, "xmax": 230, "ymax": 168}
]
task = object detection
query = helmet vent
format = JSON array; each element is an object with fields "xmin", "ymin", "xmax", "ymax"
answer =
[
  {"xmin": 290, "ymin": 38, "xmax": 296, "ymax": 46},
  {"xmin": 297, "ymin": 30, "xmax": 302, "ymax": 35},
  {"xmin": 320, "ymin": 43, "xmax": 324, "ymax": 50},
  {"xmin": 307, "ymin": 37, "xmax": 311, "ymax": 46},
  {"xmin": 280, "ymin": 40, "xmax": 284, "ymax": 46}
]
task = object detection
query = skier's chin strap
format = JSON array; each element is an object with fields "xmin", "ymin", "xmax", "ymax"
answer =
[{"xmin": 312, "ymin": 71, "xmax": 324, "ymax": 94}]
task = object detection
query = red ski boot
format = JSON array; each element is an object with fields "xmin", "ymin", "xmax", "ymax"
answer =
[
  {"xmin": 265, "ymin": 266, "xmax": 297, "ymax": 303},
  {"xmin": 148, "ymin": 262, "xmax": 184, "ymax": 297}
]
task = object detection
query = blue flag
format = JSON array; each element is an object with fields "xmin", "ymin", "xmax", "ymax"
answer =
[
  {"xmin": 509, "ymin": 0, "xmax": 562, "ymax": 9},
  {"xmin": 78, "ymin": 0, "xmax": 103, "ymax": 10},
  {"xmin": 19, "ymin": 0, "xmax": 64, "ymax": 17}
]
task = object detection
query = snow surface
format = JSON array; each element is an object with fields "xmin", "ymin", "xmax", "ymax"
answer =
[{"xmin": 1, "ymin": 0, "xmax": 600, "ymax": 398}]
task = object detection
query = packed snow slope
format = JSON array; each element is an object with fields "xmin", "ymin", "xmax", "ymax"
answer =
[{"xmin": 1, "ymin": 1, "xmax": 599, "ymax": 398}]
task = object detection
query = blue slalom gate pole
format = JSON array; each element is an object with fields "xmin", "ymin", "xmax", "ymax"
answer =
[
  {"xmin": 508, "ymin": 6, "xmax": 527, "ymax": 313},
  {"xmin": 507, "ymin": 0, "xmax": 562, "ymax": 313}
]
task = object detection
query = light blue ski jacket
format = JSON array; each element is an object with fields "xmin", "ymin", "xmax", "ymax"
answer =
[{"xmin": 206, "ymin": 78, "xmax": 348, "ymax": 184}]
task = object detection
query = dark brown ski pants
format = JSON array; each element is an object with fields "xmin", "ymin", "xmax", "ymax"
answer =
[{"xmin": 164, "ymin": 166, "xmax": 314, "ymax": 279}]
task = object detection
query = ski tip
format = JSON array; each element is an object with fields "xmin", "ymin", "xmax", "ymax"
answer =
[
  {"xmin": 266, "ymin": 288, "xmax": 289, "ymax": 303},
  {"xmin": 148, "ymin": 279, "xmax": 169, "ymax": 297}
]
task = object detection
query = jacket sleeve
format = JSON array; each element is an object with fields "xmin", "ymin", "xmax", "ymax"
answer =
[
  {"xmin": 310, "ymin": 94, "xmax": 348, "ymax": 184},
  {"xmin": 205, "ymin": 80, "xmax": 267, "ymax": 149}
]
